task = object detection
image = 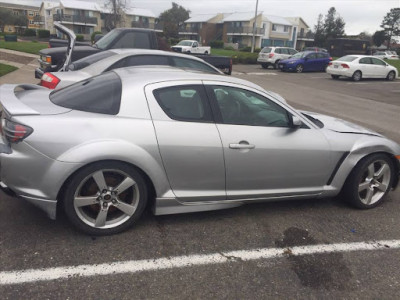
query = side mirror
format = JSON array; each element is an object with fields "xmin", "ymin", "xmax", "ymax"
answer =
[{"xmin": 291, "ymin": 115, "xmax": 302, "ymax": 128}]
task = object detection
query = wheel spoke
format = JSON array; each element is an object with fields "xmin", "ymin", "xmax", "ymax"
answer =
[
  {"xmin": 358, "ymin": 181, "xmax": 370, "ymax": 192},
  {"xmin": 95, "ymin": 208, "xmax": 108, "ymax": 227},
  {"xmin": 75, "ymin": 196, "xmax": 98, "ymax": 207},
  {"xmin": 375, "ymin": 181, "xmax": 388, "ymax": 192},
  {"xmin": 114, "ymin": 201, "xmax": 136, "ymax": 216},
  {"xmin": 365, "ymin": 188, "xmax": 374, "ymax": 204},
  {"xmin": 92, "ymin": 171, "xmax": 108, "ymax": 191},
  {"xmin": 114, "ymin": 177, "xmax": 136, "ymax": 195},
  {"xmin": 374, "ymin": 164, "xmax": 389, "ymax": 179},
  {"xmin": 367, "ymin": 164, "xmax": 375, "ymax": 178}
]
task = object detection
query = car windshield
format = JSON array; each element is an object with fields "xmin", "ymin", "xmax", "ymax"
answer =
[
  {"xmin": 337, "ymin": 56, "xmax": 357, "ymax": 62},
  {"xmin": 261, "ymin": 47, "xmax": 272, "ymax": 53},
  {"xmin": 177, "ymin": 41, "xmax": 193, "ymax": 46},
  {"xmin": 69, "ymin": 51, "xmax": 117, "ymax": 70},
  {"xmin": 291, "ymin": 52, "xmax": 306, "ymax": 59},
  {"xmin": 94, "ymin": 29, "xmax": 120, "ymax": 50}
]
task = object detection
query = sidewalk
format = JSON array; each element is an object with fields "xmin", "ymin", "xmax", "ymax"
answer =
[{"xmin": 0, "ymin": 48, "xmax": 39, "ymax": 85}]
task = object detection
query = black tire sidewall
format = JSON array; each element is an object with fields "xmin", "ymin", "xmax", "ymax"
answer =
[{"xmin": 63, "ymin": 161, "xmax": 148, "ymax": 235}]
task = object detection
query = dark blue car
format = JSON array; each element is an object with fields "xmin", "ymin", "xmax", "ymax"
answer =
[{"xmin": 278, "ymin": 51, "xmax": 332, "ymax": 73}]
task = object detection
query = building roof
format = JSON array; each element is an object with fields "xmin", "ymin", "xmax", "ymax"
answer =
[
  {"xmin": 60, "ymin": 0, "xmax": 101, "ymax": 11},
  {"xmin": 263, "ymin": 15, "xmax": 292, "ymax": 26},
  {"xmin": 185, "ymin": 14, "xmax": 218, "ymax": 23},
  {"xmin": 223, "ymin": 12, "xmax": 262, "ymax": 22},
  {"xmin": 0, "ymin": 1, "xmax": 39, "ymax": 10},
  {"xmin": 125, "ymin": 7, "xmax": 156, "ymax": 18},
  {"xmin": 286, "ymin": 17, "xmax": 310, "ymax": 29}
]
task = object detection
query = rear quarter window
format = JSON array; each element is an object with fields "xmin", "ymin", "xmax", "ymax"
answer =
[
  {"xmin": 50, "ymin": 72, "xmax": 122, "ymax": 115},
  {"xmin": 69, "ymin": 51, "xmax": 117, "ymax": 70}
]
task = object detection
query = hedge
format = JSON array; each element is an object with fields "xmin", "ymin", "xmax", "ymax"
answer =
[
  {"xmin": 91, "ymin": 31, "xmax": 102, "ymax": 43},
  {"xmin": 76, "ymin": 34, "xmax": 84, "ymax": 41},
  {"xmin": 209, "ymin": 40, "xmax": 223, "ymax": 48},
  {"xmin": 24, "ymin": 29, "xmax": 36, "ymax": 36},
  {"xmin": 37, "ymin": 29, "xmax": 50, "ymax": 38},
  {"xmin": 231, "ymin": 52, "xmax": 258, "ymax": 64}
]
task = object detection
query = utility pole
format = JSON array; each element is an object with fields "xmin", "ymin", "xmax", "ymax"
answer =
[{"xmin": 251, "ymin": 0, "xmax": 259, "ymax": 53}]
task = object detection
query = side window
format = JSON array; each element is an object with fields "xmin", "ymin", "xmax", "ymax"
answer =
[
  {"xmin": 171, "ymin": 57, "xmax": 219, "ymax": 73},
  {"xmin": 307, "ymin": 53, "xmax": 317, "ymax": 59},
  {"xmin": 153, "ymin": 85, "xmax": 212, "ymax": 122},
  {"xmin": 112, "ymin": 32, "xmax": 151, "ymax": 49},
  {"xmin": 371, "ymin": 57, "xmax": 386, "ymax": 66},
  {"xmin": 193, "ymin": 42, "xmax": 198, "ymax": 47},
  {"xmin": 359, "ymin": 57, "xmax": 371, "ymax": 64},
  {"xmin": 316, "ymin": 53, "xmax": 327, "ymax": 59},
  {"xmin": 289, "ymin": 49, "xmax": 297, "ymax": 55},
  {"xmin": 209, "ymin": 85, "xmax": 290, "ymax": 127},
  {"xmin": 275, "ymin": 48, "xmax": 281, "ymax": 54},
  {"xmin": 281, "ymin": 48, "xmax": 289, "ymax": 55},
  {"xmin": 106, "ymin": 55, "xmax": 170, "ymax": 71}
]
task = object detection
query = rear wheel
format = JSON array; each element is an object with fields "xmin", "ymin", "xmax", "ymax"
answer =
[
  {"xmin": 331, "ymin": 75, "xmax": 340, "ymax": 79},
  {"xmin": 204, "ymin": 51, "xmax": 209, "ymax": 55},
  {"xmin": 386, "ymin": 71, "xmax": 395, "ymax": 81},
  {"xmin": 295, "ymin": 64, "xmax": 304, "ymax": 73},
  {"xmin": 343, "ymin": 154, "xmax": 394, "ymax": 209},
  {"xmin": 352, "ymin": 70, "xmax": 362, "ymax": 81},
  {"xmin": 63, "ymin": 161, "xmax": 148, "ymax": 235},
  {"xmin": 274, "ymin": 60, "xmax": 280, "ymax": 69},
  {"xmin": 261, "ymin": 63, "xmax": 268, "ymax": 69}
]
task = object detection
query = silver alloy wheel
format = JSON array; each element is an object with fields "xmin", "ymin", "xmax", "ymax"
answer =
[
  {"xmin": 387, "ymin": 71, "xmax": 395, "ymax": 81},
  {"xmin": 357, "ymin": 160, "xmax": 391, "ymax": 205},
  {"xmin": 296, "ymin": 64, "xmax": 303, "ymax": 73},
  {"xmin": 73, "ymin": 169, "xmax": 140, "ymax": 229},
  {"xmin": 352, "ymin": 71, "xmax": 362, "ymax": 81}
]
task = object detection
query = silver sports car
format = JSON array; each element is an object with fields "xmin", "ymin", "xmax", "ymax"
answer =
[{"xmin": 1, "ymin": 67, "xmax": 399, "ymax": 235}]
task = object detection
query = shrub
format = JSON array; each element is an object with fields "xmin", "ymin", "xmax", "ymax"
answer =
[
  {"xmin": 37, "ymin": 29, "xmax": 50, "ymax": 38},
  {"xmin": 91, "ymin": 31, "xmax": 102, "ymax": 43},
  {"xmin": 239, "ymin": 46, "xmax": 252, "ymax": 52},
  {"xmin": 76, "ymin": 34, "xmax": 84, "ymax": 41},
  {"xmin": 24, "ymin": 29, "xmax": 36, "ymax": 36},
  {"xmin": 169, "ymin": 38, "xmax": 180, "ymax": 46},
  {"xmin": 209, "ymin": 40, "xmax": 224, "ymax": 48},
  {"xmin": 254, "ymin": 48, "xmax": 261, "ymax": 53},
  {"xmin": 224, "ymin": 46, "xmax": 235, "ymax": 51},
  {"xmin": 232, "ymin": 52, "xmax": 258, "ymax": 64}
]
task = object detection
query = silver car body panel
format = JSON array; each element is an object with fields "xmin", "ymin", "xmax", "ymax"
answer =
[{"xmin": 1, "ymin": 68, "xmax": 400, "ymax": 219}]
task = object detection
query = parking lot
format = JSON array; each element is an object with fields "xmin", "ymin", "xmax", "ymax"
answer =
[{"xmin": 1, "ymin": 61, "xmax": 400, "ymax": 299}]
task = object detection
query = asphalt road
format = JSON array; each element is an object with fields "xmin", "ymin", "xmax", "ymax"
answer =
[{"xmin": 1, "ymin": 62, "xmax": 400, "ymax": 299}]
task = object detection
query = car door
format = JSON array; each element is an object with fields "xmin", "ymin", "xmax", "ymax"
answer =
[
  {"xmin": 204, "ymin": 82, "xmax": 335, "ymax": 200},
  {"xmin": 371, "ymin": 57, "xmax": 388, "ymax": 78},
  {"xmin": 192, "ymin": 41, "xmax": 200, "ymax": 53},
  {"xmin": 316, "ymin": 53, "xmax": 329, "ymax": 71},
  {"xmin": 304, "ymin": 53, "xmax": 317, "ymax": 71},
  {"xmin": 144, "ymin": 82, "xmax": 226, "ymax": 202},
  {"xmin": 358, "ymin": 57, "xmax": 373, "ymax": 77}
]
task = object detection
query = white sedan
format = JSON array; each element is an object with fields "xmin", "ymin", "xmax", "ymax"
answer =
[{"xmin": 326, "ymin": 55, "xmax": 398, "ymax": 81}]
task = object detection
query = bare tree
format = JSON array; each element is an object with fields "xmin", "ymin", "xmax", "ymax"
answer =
[{"xmin": 103, "ymin": 0, "xmax": 128, "ymax": 31}]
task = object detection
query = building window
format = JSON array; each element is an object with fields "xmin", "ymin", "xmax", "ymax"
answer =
[
  {"xmin": 272, "ymin": 24, "xmax": 277, "ymax": 31},
  {"xmin": 13, "ymin": 11, "xmax": 19, "ymax": 16},
  {"xmin": 284, "ymin": 26, "xmax": 289, "ymax": 32},
  {"xmin": 35, "ymin": 12, "xmax": 39, "ymax": 16},
  {"xmin": 29, "ymin": 20, "xmax": 34, "ymax": 25},
  {"xmin": 29, "ymin": 11, "xmax": 34, "ymax": 16}
]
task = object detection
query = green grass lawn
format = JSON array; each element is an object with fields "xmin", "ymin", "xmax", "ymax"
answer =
[
  {"xmin": 0, "ymin": 63, "xmax": 18, "ymax": 77},
  {"xmin": 386, "ymin": 59, "xmax": 400, "ymax": 75},
  {"xmin": 0, "ymin": 40, "xmax": 47, "ymax": 55}
]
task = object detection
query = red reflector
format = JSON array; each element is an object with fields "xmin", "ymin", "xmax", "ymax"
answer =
[
  {"xmin": 328, "ymin": 62, "xmax": 332, "ymax": 66},
  {"xmin": 341, "ymin": 64, "xmax": 350, "ymax": 68},
  {"xmin": 40, "ymin": 72, "xmax": 60, "ymax": 89},
  {"xmin": 269, "ymin": 53, "xmax": 274, "ymax": 58}
]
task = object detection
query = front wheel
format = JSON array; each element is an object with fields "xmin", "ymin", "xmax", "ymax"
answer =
[
  {"xmin": 295, "ymin": 64, "xmax": 304, "ymax": 73},
  {"xmin": 204, "ymin": 51, "xmax": 209, "ymax": 55},
  {"xmin": 343, "ymin": 154, "xmax": 394, "ymax": 209},
  {"xmin": 352, "ymin": 70, "xmax": 362, "ymax": 81},
  {"xmin": 386, "ymin": 71, "xmax": 395, "ymax": 81},
  {"xmin": 63, "ymin": 161, "xmax": 148, "ymax": 235}
]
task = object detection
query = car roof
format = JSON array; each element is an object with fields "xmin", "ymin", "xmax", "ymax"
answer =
[
  {"xmin": 113, "ymin": 66, "xmax": 265, "ymax": 91},
  {"xmin": 107, "ymin": 49, "xmax": 208, "ymax": 60}
]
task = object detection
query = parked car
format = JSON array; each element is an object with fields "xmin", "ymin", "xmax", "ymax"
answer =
[
  {"xmin": 372, "ymin": 51, "xmax": 399, "ymax": 60},
  {"xmin": 326, "ymin": 55, "xmax": 398, "ymax": 81},
  {"xmin": 304, "ymin": 47, "xmax": 328, "ymax": 53},
  {"xmin": 278, "ymin": 51, "xmax": 332, "ymax": 73},
  {"xmin": 40, "ymin": 49, "xmax": 223, "ymax": 89},
  {"xmin": 1, "ymin": 67, "xmax": 400, "ymax": 235},
  {"xmin": 257, "ymin": 46, "xmax": 298, "ymax": 69},
  {"xmin": 171, "ymin": 40, "xmax": 211, "ymax": 54}
]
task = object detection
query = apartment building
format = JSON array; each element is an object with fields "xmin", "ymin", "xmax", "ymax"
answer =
[
  {"xmin": 260, "ymin": 15, "xmax": 296, "ymax": 48},
  {"xmin": 286, "ymin": 17, "xmax": 314, "ymax": 50},
  {"xmin": 0, "ymin": 2, "xmax": 40, "ymax": 33}
]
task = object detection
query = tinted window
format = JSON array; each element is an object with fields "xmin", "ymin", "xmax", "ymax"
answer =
[
  {"xmin": 289, "ymin": 49, "xmax": 297, "ymax": 55},
  {"xmin": 261, "ymin": 47, "xmax": 272, "ymax": 53},
  {"xmin": 95, "ymin": 29, "xmax": 120, "ymax": 50},
  {"xmin": 210, "ymin": 86, "xmax": 290, "ymax": 127},
  {"xmin": 359, "ymin": 57, "xmax": 372, "ymax": 64},
  {"xmin": 50, "ymin": 72, "xmax": 121, "ymax": 115},
  {"xmin": 338, "ymin": 56, "xmax": 357, "ymax": 62},
  {"xmin": 69, "ymin": 51, "xmax": 117, "ymax": 70},
  {"xmin": 307, "ymin": 53, "xmax": 317, "ymax": 59},
  {"xmin": 281, "ymin": 48, "xmax": 290, "ymax": 54},
  {"xmin": 171, "ymin": 57, "xmax": 219, "ymax": 73},
  {"xmin": 112, "ymin": 32, "xmax": 151, "ymax": 49},
  {"xmin": 275, "ymin": 48, "xmax": 281, "ymax": 54},
  {"xmin": 107, "ymin": 55, "xmax": 170, "ymax": 71},
  {"xmin": 316, "ymin": 53, "xmax": 328, "ymax": 58},
  {"xmin": 153, "ymin": 85, "xmax": 212, "ymax": 122},
  {"xmin": 371, "ymin": 57, "xmax": 386, "ymax": 66}
]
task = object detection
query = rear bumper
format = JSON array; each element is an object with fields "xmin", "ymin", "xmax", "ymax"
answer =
[{"xmin": 326, "ymin": 67, "xmax": 353, "ymax": 77}]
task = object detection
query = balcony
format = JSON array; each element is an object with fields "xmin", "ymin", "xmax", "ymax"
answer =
[
  {"xmin": 226, "ymin": 26, "xmax": 264, "ymax": 36},
  {"xmin": 178, "ymin": 27, "xmax": 200, "ymax": 35},
  {"xmin": 297, "ymin": 31, "xmax": 315, "ymax": 41},
  {"xmin": 53, "ymin": 14, "xmax": 98, "ymax": 26},
  {"xmin": 33, "ymin": 16, "xmax": 45, "ymax": 25},
  {"xmin": 131, "ymin": 21, "xmax": 163, "ymax": 32}
]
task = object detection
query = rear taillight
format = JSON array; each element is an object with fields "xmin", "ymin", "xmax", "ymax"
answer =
[
  {"xmin": 328, "ymin": 62, "xmax": 332, "ymax": 66},
  {"xmin": 40, "ymin": 72, "xmax": 60, "ymax": 89},
  {"xmin": 269, "ymin": 53, "xmax": 274, "ymax": 58},
  {"xmin": 341, "ymin": 64, "xmax": 350, "ymax": 68},
  {"xmin": 2, "ymin": 120, "xmax": 33, "ymax": 143},
  {"xmin": 329, "ymin": 57, "xmax": 333, "ymax": 61}
]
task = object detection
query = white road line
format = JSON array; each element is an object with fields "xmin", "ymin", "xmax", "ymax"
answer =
[{"xmin": 1, "ymin": 240, "xmax": 399, "ymax": 285}]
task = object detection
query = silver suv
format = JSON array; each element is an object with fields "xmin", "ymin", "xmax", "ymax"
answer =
[{"xmin": 257, "ymin": 47, "xmax": 298, "ymax": 69}]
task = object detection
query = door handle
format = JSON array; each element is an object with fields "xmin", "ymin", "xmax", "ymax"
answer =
[{"xmin": 229, "ymin": 142, "xmax": 255, "ymax": 150}]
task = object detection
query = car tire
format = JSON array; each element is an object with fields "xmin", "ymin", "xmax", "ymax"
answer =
[
  {"xmin": 274, "ymin": 60, "xmax": 280, "ymax": 69},
  {"xmin": 386, "ymin": 71, "xmax": 395, "ymax": 81},
  {"xmin": 343, "ymin": 153, "xmax": 394, "ymax": 209},
  {"xmin": 63, "ymin": 161, "xmax": 148, "ymax": 235},
  {"xmin": 331, "ymin": 75, "xmax": 340, "ymax": 79},
  {"xmin": 204, "ymin": 51, "xmax": 209, "ymax": 55},
  {"xmin": 352, "ymin": 70, "xmax": 362, "ymax": 81},
  {"xmin": 295, "ymin": 64, "xmax": 304, "ymax": 73},
  {"xmin": 261, "ymin": 63, "xmax": 268, "ymax": 69}
]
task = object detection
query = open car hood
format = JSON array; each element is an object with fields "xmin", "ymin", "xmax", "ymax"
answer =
[{"xmin": 54, "ymin": 21, "xmax": 76, "ymax": 71}]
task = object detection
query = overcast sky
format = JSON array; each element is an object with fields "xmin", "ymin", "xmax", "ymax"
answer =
[{"xmin": 2, "ymin": 0, "xmax": 399, "ymax": 35}]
